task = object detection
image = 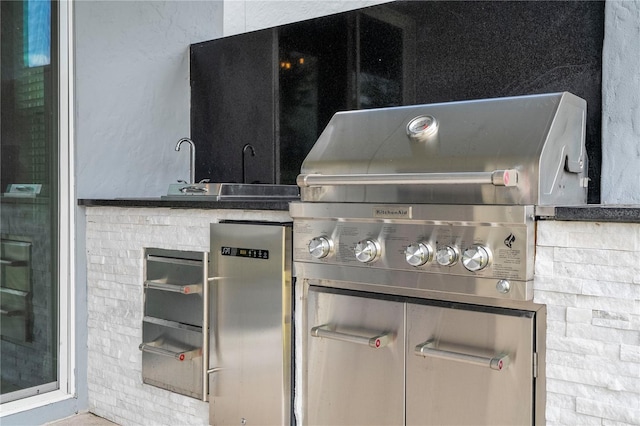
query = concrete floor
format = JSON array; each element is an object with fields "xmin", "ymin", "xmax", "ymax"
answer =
[{"xmin": 47, "ymin": 413, "xmax": 116, "ymax": 425}]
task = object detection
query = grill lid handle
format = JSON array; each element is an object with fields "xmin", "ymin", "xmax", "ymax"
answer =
[{"xmin": 297, "ymin": 169, "xmax": 518, "ymax": 188}]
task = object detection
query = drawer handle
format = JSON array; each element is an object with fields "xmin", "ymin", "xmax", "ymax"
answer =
[
  {"xmin": 310, "ymin": 325, "xmax": 393, "ymax": 349},
  {"xmin": 139, "ymin": 341, "xmax": 202, "ymax": 361},
  {"xmin": 0, "ymin": 308, "xmax": 25, "ymax": 317},
  {"xmin": 144, "ymin": 280, "xmax": 202, "ymax": 295},
  {"xmin": 414, "ymin": 339, "xmax": 510, "ymax": 371},
  {"xmin": 1, "ymin": 259, "xmax": 29, "ymax": 266},
  {"xmin": 0, "ymin": 287, "xmax": 29, "ymax": 297}
]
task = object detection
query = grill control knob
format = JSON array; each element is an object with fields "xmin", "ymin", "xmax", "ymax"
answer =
[
  {"xmin": 462, "ymin": 245, "xmax": 491, "ymax": 272},
  {"xmin": 405, "ymin": 242, "xmax": 433, "ymax": 267},
  {"xmin": 355, "ymin": 239, "xmax": 381, "ymax": 263},
  {"xmin": 308, "ymin": 236, "xmax": 333, "ymax": 259},
  {"xmin": 436, "ymin": 245, "xmax": 459, "ymax": 266}
]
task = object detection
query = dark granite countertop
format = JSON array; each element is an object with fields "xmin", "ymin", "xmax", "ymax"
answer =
[
  {"xmin": 553, "ymin": 205, "xmax": 640, "ymax": 223},
  {"xmin": 77, "ymin": 198, "xmax": 292, "ymax": 211},
  {"xmin": 77, "ymin": 199, "xmax": 640, "ymax": 223}
]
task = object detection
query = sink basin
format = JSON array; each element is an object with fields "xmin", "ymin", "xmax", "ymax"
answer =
[{"xmin": 162, "ymin": 183, "xmax": 299, "ymax": 201}]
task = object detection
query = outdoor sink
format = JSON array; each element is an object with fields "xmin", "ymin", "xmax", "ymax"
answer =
[{"xmin": 162, "ymin": 183, "xmax": 299, "ymax": 201}]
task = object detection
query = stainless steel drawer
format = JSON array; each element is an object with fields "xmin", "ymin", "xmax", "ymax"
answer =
[
  {"xmin": 140, "ymin": 317, "xmax": 204, "ymax": 399},
  {"xmin": 1, "ymin": 238, "xmax": 32, "ymax": 342},
  {"xmin": 140, "ymin": 248, "xmax": 209, "ymax": 400},
  {"xmin": 144, "ymin": 249, "xmax": 206, "ymax": 327}
]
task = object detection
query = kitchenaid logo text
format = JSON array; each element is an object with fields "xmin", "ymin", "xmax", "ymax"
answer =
[{"xmin": 373, "ymin": 206, "xmax": 412, "ymax": 219}]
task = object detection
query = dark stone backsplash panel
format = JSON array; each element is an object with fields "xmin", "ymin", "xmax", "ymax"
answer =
[
  {"xmin": 400, "ymin": 1, "xmax": 604, "ymax": 204},
  {"xmin": 191, "ymin": 0, "xmax": 604, "ymax": 203}
]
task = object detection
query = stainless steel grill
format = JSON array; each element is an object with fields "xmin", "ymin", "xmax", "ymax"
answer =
[
  {"xmin": 290, "ymin": 92, "xmax": 588, "ymax": 426},
  {"xmin": 297, "ymin": 91, "xmax": 587, "ymax": 207}
]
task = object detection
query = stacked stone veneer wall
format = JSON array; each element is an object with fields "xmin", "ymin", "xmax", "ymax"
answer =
[
  {"xmin": 534, "ymin": 220, "xmax": 640, "ymax": 425},
  {"xmin": 84, "ymin": 207, "xmax": 290, "ymax": 425},
  {"xmin": 85, "ymin": 207, "xmax": 640, "ymax": 425}
]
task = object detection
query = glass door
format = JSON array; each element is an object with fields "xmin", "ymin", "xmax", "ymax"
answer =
[{"xmin": 0, "ymin": 0, "xmax": 60, "ymax": 403}]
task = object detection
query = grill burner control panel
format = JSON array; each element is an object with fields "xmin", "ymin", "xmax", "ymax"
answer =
[
  {"xmin": 290, "ymin": 203, "xmax": 536, "ymax": 300},
  {"xmin": 294, "ymin": 219, "xmax": 533, "ymax": 282}
]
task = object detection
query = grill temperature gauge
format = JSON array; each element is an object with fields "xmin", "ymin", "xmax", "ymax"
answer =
[{"xmin": 406, "ymin": 115, "xmax": 438, "ymax": 142}]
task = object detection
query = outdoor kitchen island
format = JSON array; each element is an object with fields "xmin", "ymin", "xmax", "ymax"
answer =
[
  {"xmin": 77, "ymin": 200, "xmax": 640, "ymax": 426},
  {"xmin": 77, "ymin": 199, "xmax": 291, "ymax": 426}
]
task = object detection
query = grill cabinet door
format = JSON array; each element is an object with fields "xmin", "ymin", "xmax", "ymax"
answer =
[
  {"xmin": 306, "ymin": 288, "xmax": 404, "ymax": 425},
  {"xmin": 406, "ymin": 302, "xmax": 535, "ymax": 425}
]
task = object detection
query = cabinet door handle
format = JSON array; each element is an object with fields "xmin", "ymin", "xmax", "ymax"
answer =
[
  {"xmin": 414, "ymin": 339, "xmax": 510, "ymax": 371},
  {"xmin": 310, "ymin": 325, "xmax": 393, "ymax": 349},
  {"xmin": 139, "ymin": 341, "xmax": 202, "ymax": 361}
]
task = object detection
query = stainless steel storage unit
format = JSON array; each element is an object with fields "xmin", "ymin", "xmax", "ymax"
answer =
[
  {"xmin": 140, "ymin": 248, "xmax": 208, "ymax": 400},
  {"xmin": 292, "ymin": 93, "xmax": 589, "ymax": 425},
  {"xmin": 209, "ymin": 222, "xmax": 292, "ymax": 426},
  {"xmin": 306, "ymin": 287, "xmax": 536, "ymax": 426}
]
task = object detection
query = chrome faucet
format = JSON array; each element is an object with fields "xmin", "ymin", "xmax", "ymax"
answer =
[
  {"xmin": 175, "ymin": 137, "xmax": 196, "ymax": 184},
  {"xmin": 242, "ymin": 144, "xmax": 256, "ymax": 184}
]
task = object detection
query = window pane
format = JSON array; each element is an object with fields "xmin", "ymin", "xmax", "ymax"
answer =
[
  {"xmin": 25, "ymin": 0, "xmax": 51, "ymax": 67},
  {"xmin": 0, "ymin": 0, "xmax": 59, "ymax": 403}
]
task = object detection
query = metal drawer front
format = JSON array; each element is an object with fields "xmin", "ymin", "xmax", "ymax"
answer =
[
  {"xmin": 144, "ymin": 250, "xmax": 205, "ymax": 327},
  {"xmin": 1, "ymin": 238, "xmax": 32, "ymax": 342},
  {"xmin": 406, "ymin": 303, "xmax": 535, "ymax": 426},
  {"xmin": 144, "ymin": 287, "xmax": 203, "ymax": 327},
  {"xmin": 306, "ymin": 288, "xmax": 404, "ymax": 426},
  {"xmin": 1, "ymin": 239, "xmax": 31, "ymax": 291},
  {"xmin": 141, "ymin": 318, "xmax": 203, "ymax": 399}
]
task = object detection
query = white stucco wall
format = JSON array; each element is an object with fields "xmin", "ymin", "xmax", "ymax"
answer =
[
  {"xmin": 74, "ymin": 1, "xmax": 223, "ymax": 199},
  {"xmin": 74, "ymin": 0, "xmax": 640, "ymax": 203},
  {"xmin": 601, "ymin": 0, "xmax": 640, "ymax": 205},
  {"xmin": 74, "ymin": 0, "xmax": 391, "ymax": 199}
]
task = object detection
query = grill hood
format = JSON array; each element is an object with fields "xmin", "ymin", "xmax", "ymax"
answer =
[{"xmin": 297, "ymin": 92, "xmax": 588, "ymax": 206}]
